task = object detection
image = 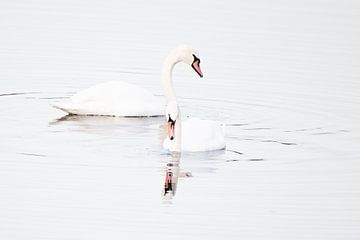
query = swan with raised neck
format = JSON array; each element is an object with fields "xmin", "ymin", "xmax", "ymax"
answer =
[{"xmin": 52, "ymin": 45, "xmax": 203, "ymax": 117}]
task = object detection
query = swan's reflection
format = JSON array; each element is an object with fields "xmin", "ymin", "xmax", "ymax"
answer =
[
  {"xmin": 162, "ymin": 152, "xmax": 192, "ymax": 200},
  {"xmin": 163, "ymin": 152, "xmax": 180, "ymax": 199},
  {"xmin": 50, "ymin": 114, "xmax": 162, "ymax": 135}
]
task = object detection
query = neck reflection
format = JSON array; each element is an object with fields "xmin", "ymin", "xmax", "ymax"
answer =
[{"xmin": 162, "ymin": 152, "xmax": 192, "ymax": 200}]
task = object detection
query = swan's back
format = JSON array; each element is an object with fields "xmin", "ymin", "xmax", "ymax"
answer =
[
  {"xmin": 53, "ymin": 81, "xmax": 164, "ymax": 117},
  {"xmin": 182, "ymin": 118, "xmax": 226, "ymax": 152}
]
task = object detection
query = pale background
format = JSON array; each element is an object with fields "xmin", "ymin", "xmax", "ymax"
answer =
[{"xmin": 1, "ymin": 0, "xmax": 360, "ymax": 239}]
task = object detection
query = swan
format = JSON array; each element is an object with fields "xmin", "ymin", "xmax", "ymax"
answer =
[
  {"xmin": 159, "ymin": 48, "xmax": 225, "ymax": 152},
  {"xmin": 163, "ymin": 101, "xmax": 226, "ymax": 152},
  {"xmin": 53, "ymin": 45, "xmax": 204, "ymax": 117}
]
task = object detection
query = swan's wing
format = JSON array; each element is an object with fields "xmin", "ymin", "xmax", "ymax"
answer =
[{"xmin": 53, "ymin": 81, "xmax": 164, "ymax": 116}]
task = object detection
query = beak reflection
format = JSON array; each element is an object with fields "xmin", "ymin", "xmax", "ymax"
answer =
[{"xmin": 162, "ymin": 153, "xmax": 192, "ymax": 200}]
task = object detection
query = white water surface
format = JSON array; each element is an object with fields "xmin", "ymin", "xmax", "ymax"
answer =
[{"xmin": 1, "ymin": 0, "xmax": 360, "ymax": 239}]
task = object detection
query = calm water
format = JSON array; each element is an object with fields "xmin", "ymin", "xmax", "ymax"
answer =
[{"xmin": 1, "ymin": 0, "xmax": 360, "ymax": 239}]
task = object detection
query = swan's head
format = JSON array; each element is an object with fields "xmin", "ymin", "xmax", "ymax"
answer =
[
  {"xmin": 165, "ymin": 101, "xmax": 179, "ymax": 141},
  {"xmin": 173, "ymin": 45, "xmax": 203, "ymax": 78}
]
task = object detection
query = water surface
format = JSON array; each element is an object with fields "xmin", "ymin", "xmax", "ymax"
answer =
[{"xmin": 1, "ymin": 0, "xmax": 360, "ymax": 239}]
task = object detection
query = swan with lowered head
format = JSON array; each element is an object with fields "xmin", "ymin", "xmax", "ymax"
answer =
[
  {"xmin": 53, "ymin": 45, "xmax": 203, "ymax": 117},
  {"xmin": 163, "ymin": 101, "xmax": 226, "ymax": 152}
]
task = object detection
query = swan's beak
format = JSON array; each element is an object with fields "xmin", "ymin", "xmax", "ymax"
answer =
[
  {"xmin": 192, "ymin": 59, "xmax": 203, "ymax": 78},
  {"xmin": 167, "ymin": 120, "xmax": 176, "ymax": 140}
]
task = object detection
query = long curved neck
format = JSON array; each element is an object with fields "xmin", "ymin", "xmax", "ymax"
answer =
[
  {"xmin": 162, "ymin": 49, "xmax": 184, "ymax": 152},
  {"xmin": 161, "ymin": 52, "xmax": 181, "ymax": 102},
  {"xmin": 172, "ymin": 112, "xmax": 182, "ymax": 152}
]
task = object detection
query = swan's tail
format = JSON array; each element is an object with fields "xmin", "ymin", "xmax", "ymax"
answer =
[{"xmin": 52, "ymin": 102, "xmax": 79, "ymax": 115}]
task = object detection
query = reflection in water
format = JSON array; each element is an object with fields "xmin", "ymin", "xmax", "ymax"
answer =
[
  {"xmin": 50, "ymin": 114, "xmax": 163, "ymax": 136},
  {"xmin": 163, "ymin": 153, "xmax": 180, "ymax": 199},
  {"xmin": 162, "ymin": 152, "xmax": 192, "ymax": 200},
  {"xmin": 51, "ymin": 114, "xmax": 163, "ymax": 125}
]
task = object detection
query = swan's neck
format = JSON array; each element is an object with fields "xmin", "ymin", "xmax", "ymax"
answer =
[
  {"xmin": 172, "ymin": 114, "xmax": 182, "ymax": 152},
  {"xmin": 162, "ymin": 49, "xmax": 183, "ymax": 152},
  {"xmin": 161, "ymin": 54, "xmax": 181, "ymax": 102}
]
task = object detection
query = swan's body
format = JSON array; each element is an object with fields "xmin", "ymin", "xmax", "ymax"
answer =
[
  {"xmin": 53, "ymin": 81, "xmax": 163, "ymax": 116},
  {"xmin": 163, "ymin": 117, "xmax": 226, "ymax": 152},
  {"xmin": 181, "ymin": 118, "xmax": 226, "ymax": 151},
  {"xmin": 53, "ymin": 45, "xmax": 203, "ymax": 117}
]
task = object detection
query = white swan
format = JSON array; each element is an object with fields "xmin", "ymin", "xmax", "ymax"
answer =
[
  {"xmin": 163, "ymin": 101, "xmax": 226, "ymax": 152},
  {"xmin": 53, "ymin": 45, "xmax": 204, "ymax": 117}
]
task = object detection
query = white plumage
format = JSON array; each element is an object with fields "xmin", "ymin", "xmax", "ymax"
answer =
[
  {"xmin": 181, "ymin": 118, "xmax": 226, "ymax": 152},
  {"xmin": 53, "ymin": 81, "xmax": 163, "ymax": 117},
  {"xmin": 163, "ymin": 117, "xmax": 226, "ymax": 152}
]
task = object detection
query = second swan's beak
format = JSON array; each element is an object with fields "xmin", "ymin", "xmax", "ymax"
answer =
[
  {"xmin": 191, "ymin": 56, "xmax": 203, "ymax": 78},
  {"xmin": 167, "ymin": 120, "xmax": 176, "ymax": 140}
]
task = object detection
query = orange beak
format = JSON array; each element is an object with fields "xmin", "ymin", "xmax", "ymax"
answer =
[
  {"xmin": 167, "ymin": 121, "xmax": 175, "ymax": 140},
  {"xmin": 192, "ymin": 59, "xmax": 203, "ymax": 78}
]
